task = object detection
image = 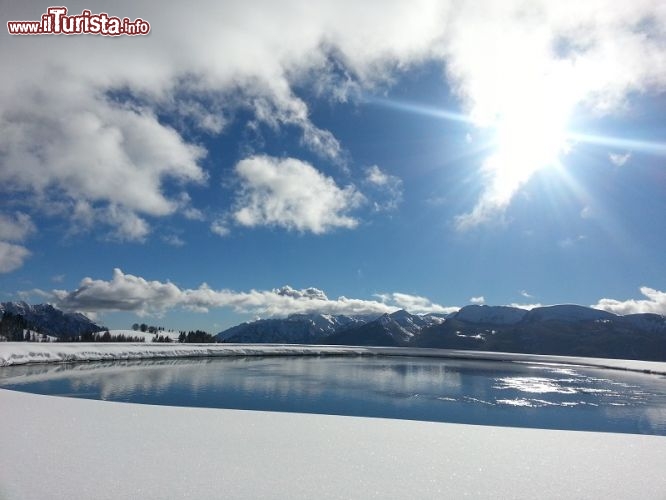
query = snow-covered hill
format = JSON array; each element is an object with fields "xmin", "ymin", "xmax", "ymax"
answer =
[
  {"xmin": 524, "ymin": 304, "xmax": 616, "ymax": 323},
  {"xmin": 453, "ymin": 305, "xmax": 527, "ymax": 325},
  {"xmin": 619, "ymin": 313, "xmax": 666, "ymax": 332}
]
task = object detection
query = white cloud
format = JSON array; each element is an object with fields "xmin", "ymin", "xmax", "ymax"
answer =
[
  {"xmin": 592, "ymin": 287, "xmax": 666, "ymax": 315},
  {"xmin": 104, "ymin": 206, "xmax": 151, "ymax": 242},
  {"xmin": 508, "ymin": 303, "xmax": 543, "ymax": 310},
  {"xmin": 210, "ymin": 219, "xmax": 230, "ymax": 237},
  {"xmin": 0, "ymin": 242, "xmax": 31, "ymax": 273},
  {"xmin": 364, "ymin": 165, "xmax": 403, "ymax": 211},
  {"xmin": 0, "ymin": 212, "xmax": 35, "ymax": 273},
  {"xmin": 162, "ymin": 235, "xmax": 185, "ymax": 247},
  {"xmin": 446, "ymin": 1, "xmax": 666, "ymax": 227},
  {"xmin": 376, "ymin": 292, "xmax": 459, "ymax": 315},
  {"xmin": 0, "ymin": 82, "xmax": 206, "ymax": 237},
  {"xmin": 558, "ymin": 235, "xmax": 586, "ymax": 248},
  {"xmin": 366, "ymin": 165, "xmax": 392, "ymax": 186},
  {"xmin": 48, "ymin": 268, "xmax": 455, "ymax": 317},
  {"xmin": 520, "ymin": 290, "xmax": 533, "ymax": 298},
  {"xmin": 52, "ymin": 269, "xmax": 184, "ymax": 316},
  {"xmin": 232, "ymin": 156, "xmax": 364, "ymax": 234},
  {"xmin": 609, "ymin": 152, "xmax": 631, "ymax": 166},
  {"xmin": 273, "ymin": 285, "xmax": 329, "ymax": 301},
  {"xmin": 183, "ymin": 207, "xmax": 205, "ymax": 221},
  {"xmin": 1, "ymin": 0, "xmax": 664, "ymax": 238},
  {"xmin": 0, "ymin": 212, "xmax": 35, "ymax": 242},
  {"xmin": 580, "ymin": 205, "xmax": 593, "ymax": 219},
  {"xmin": 470, "ymin": 296, "xmax": 485, "ymax": 305}
]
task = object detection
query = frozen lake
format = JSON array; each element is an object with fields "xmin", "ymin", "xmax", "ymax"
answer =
[{"xmin": 1, "ymin": 356, "xmax": 665, "ymax": 435}]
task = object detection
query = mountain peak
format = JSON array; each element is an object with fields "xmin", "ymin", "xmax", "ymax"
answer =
[
  {"xmin": 454, "ymin": 305, "xmax": 527, "ymax": 325},
  {"xmin": 524, "ymin": 305, "xmax": 616, "ymax": 323}
]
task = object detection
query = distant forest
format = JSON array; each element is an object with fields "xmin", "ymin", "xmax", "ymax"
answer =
[{"xmin": 0, "ymin": 312, "xmax": 215, "ymax": 343}]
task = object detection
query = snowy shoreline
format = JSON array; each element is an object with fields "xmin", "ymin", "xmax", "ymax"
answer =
[{"xmin": 1, "ymin": 342, "xmax": 665, "ymax": 375}]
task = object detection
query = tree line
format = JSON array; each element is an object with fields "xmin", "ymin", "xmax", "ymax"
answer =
[
  {"xmin": 148, "ymin": 330, "xmax": 216, "ymax": 343},
  {"xmin": 0, "ymin": 312, "xmax": 30, "ymax": 341},
  {"xmin": 1, "ymin": 311, "xmax": 217, "ymax": 343},
  {"xmin": 132, "ymin": 323, "xmax": 166, "ymax": 334}
]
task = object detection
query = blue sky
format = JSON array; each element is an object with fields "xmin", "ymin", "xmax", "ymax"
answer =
[{"xmin": 1, "ymin": 1, "xmax": 665, "ymax": 332}]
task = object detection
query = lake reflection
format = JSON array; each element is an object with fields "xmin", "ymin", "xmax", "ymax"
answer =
[{"xmin": 1, "ymin": 356, "xmax": 665, "ymax": 435}]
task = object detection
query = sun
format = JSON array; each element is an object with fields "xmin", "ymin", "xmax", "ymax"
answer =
[
  {"xmin": 487, "ymin": 107, "xmax": 569, "ymax": 204},
  {"xmin": 480, "ymin": 82, "xmax": 574, "ymax": 208}
]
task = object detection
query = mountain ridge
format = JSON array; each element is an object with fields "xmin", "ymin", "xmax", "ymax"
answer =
[
  {"xmin": 2, "ymin": 301, "xmax": 664, "ymax": 361},
  {"xmin": 216, "ymin": 305, "xmax": 666, "ymax": 361}
]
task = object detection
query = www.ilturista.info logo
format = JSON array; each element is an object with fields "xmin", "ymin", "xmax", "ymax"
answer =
[{"xmin": 7, "ymin": 6, "xmax": 150, "ymax": 36}]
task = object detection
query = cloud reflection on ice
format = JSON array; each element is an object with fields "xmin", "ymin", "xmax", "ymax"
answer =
[{"xmin": 1, "ymin": 356, "xmax": 665, "ymax": 435}]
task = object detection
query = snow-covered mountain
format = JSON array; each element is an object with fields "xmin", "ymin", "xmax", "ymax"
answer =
[
  {"xmin": 415, "ymin": 304, "xmax": 666, "ymax": 361},
  {"xmin": 523, "ymin": 305, "xmax": 616, "ymax": 323},
  {"xmin": 618, "ymin": 313, "xmax": 666, "ymax": 332},
  {"xmin": 4, "ymin": 300, "xmax": 665, "ymax": 361},
  {"xmin": 216, "ymin": 310, "xmax": 445, "ymax": 345},
  {"xmin": 344, "ymin": 310, "xmax": 446, "ymax": 345},
  {"xmin": 0, "ymin": 301, "xmax": 101, "ymax": 338},
  {"xmin": 453, "ymin": 305, "xmax": 527, "ymax": 325},
  {"xmin": 216, "ymin": 313, "xmax": 375, "ymax": 343}
]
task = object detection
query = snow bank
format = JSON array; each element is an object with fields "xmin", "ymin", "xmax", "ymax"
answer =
[
  {"xmin": 1, "ymin": 342, "xmax": 665, "ymax": 375},
  {"xmin": 0, "ymin": 388, "xmax": 665, "ymax": 499}
]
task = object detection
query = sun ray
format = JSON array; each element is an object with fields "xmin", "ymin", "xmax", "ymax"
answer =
[
  {"xmin": 364, "ymin": 96, "xmax": 474, "ymax": 124},
  {"xmin": 567, "ymin": 132, "xmax": 666, "ymax": 156}
]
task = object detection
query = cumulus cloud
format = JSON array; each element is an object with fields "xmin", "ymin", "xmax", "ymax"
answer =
[
  {"xmin": 210, "ymin": 219, "xmax": 230, "ymax": 237},
  {"xmin": 0, "ymin": 80, "xmax": 206, "ymax": 235},
  {"xmin": 375, "ymin": 292, "xmax": 458, "ymax": 315},
  {"xmin": 232, "ymin": 156, "xmax": 364, "ymax": 233},
  {"xmin": 0, "ymin": 212, "xmax": 35, "ymax": 242},
  {"xmin": 104, "ymin": 206, "xmax": 151, "ymax": 242},
  {"xmin": 580, "ymin": 205, "xmax": 593, "ymax": 219},
  {"xmin": 592, "ymin": 287, "xmax": 666, "ymax": 315},
  {"xmin": 609, "ymin": 152, "xmax": 631, "ymax": 166},
  {"xmin": 183, "ymin": 207, "xmax": 205, "ymax": 221},
  {"xmin": 558, "ymin": 235, "xmax": 586, "ymax": 248},
  {"xmin": 1, "ymin": 0, "xmax": 455, "ymax": 240},
  {"xmin": 274, "ymin": 285, "xmax": 329, "ymax": 301},
  {"xmin": 47, "ymin": 268, "xmax": 454, "ymax": 317},
  {"xmin": 470, "ymin": 296, "xmax": 485, "ymax": 305},
  {"xmin": 507, "ymin": 303, "xmax": 544, "ymax": 310},
  {"xmin": 364, "ymin": 165, "xmax": 403, "ymax": 211},
  {"xmin": 0, "ymin": 242, "xmax": 31, "ymax": 273},
  {"xmin": 162, "ymin": 235, "xmax": 185, "ymax": 247},
  {"xmin": 2, "ymin": 0, "xmax": 665, "ymax": 239},
  {"xmin": 0, "ymin": 212, "xmax": 35, "ymax": 273},
  {"xmin": 52, "ymin": 269, "xmax": 184, "ymax": 315}
]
